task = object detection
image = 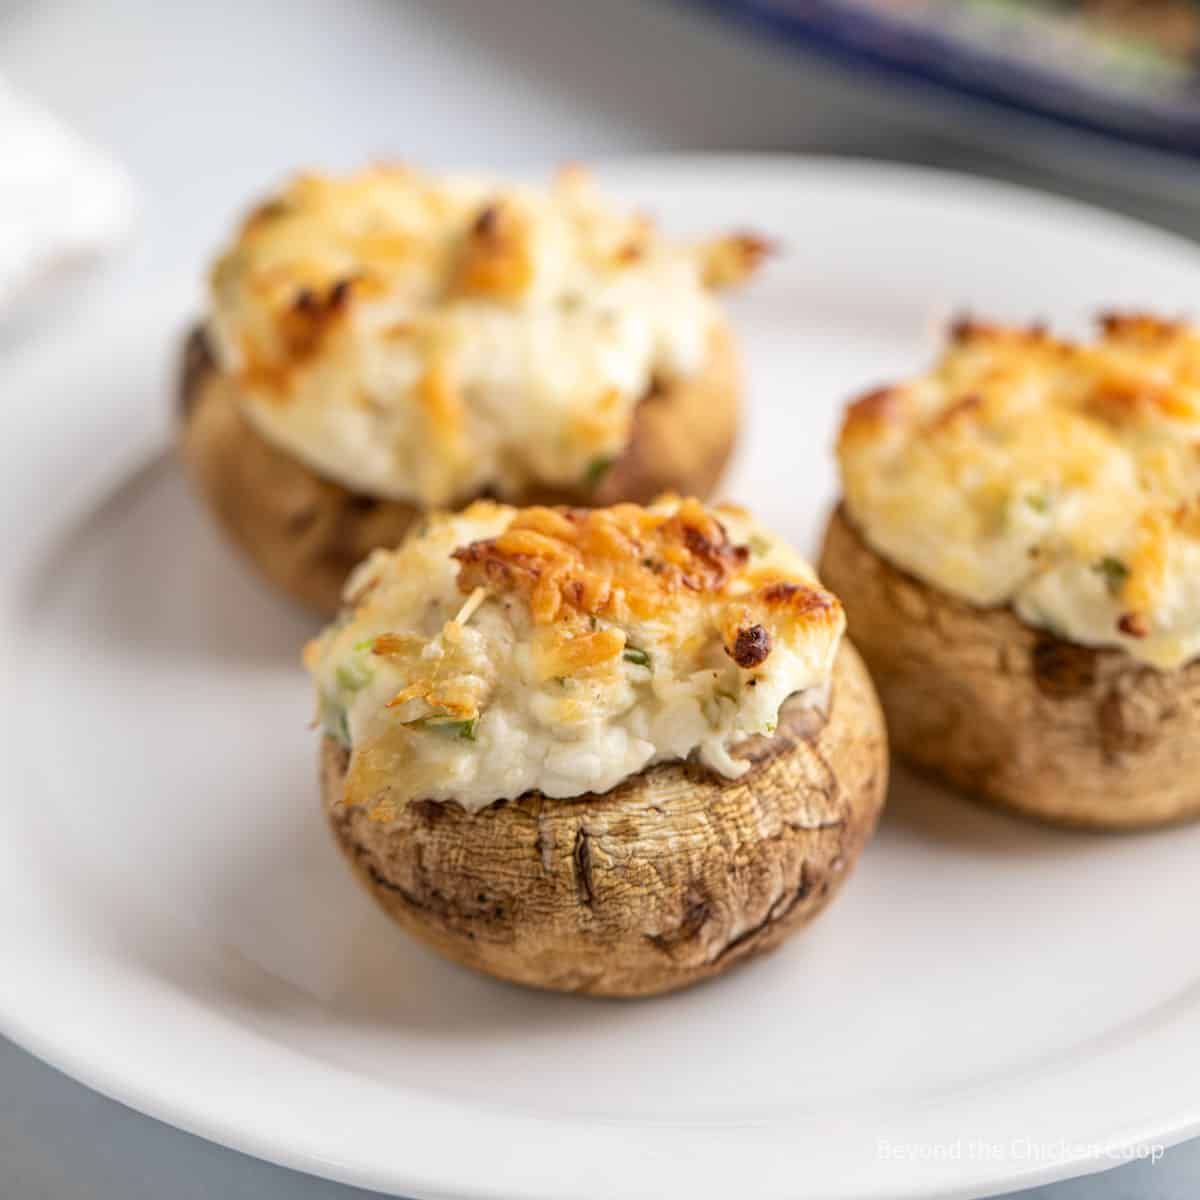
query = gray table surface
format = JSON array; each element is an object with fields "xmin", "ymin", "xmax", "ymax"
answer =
[{"xmin": 3, "ymin": 1, "xmax": 1199, "ymax": 1196}]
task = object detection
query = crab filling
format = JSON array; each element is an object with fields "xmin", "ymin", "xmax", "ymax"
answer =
[
  {"xmin": 206, "ymin": 165, "xmax": 765, "ymax": 508},
  {"xmin": 838, "ymin": 314, "xmax": 1200, "ymax": 669},
  {"xmin": 306, "ymin": 496, "xmax": 844, "ymax": 817}
]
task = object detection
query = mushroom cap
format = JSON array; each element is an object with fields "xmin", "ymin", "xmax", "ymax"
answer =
[
  {"xmin": 322, "ymin": 640, "xmax": 887, "ymax": 997},
  {"xmin": 820, "ymin": 504, "xmax": 1200, "ymax": 830}
]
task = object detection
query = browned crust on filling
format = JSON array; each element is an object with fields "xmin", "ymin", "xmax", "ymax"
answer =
[
  {"xmin": 322, "ymin": 641, "xmax": 887, "ymax": 997},
  {"xmin": 176, "ymin": 322, "xmax": 741, "ymax": 614},
  {"xmin": 819, "ymin": 504, "xmax": 1200, "ymax": 831}
]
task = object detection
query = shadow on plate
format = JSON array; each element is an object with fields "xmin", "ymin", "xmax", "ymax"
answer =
[
  {"xmin": 193, "ymin": 798, "xmax": 770, "ymax": 1042},
  {"xmin": 60, "ymin": 811, "xmax": 676, "ymax": 1065},
  {"xmin": 881, "ymin": 760, "xmax": 1132, "ymax": 861},
  {"xmin": 20, "ymin": 451, "xmax": 316, "ymax": 667}
]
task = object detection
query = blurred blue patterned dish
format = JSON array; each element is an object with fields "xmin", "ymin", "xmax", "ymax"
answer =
[{"xmin": 691, "ymin": 0, "xmax": 1200, "ymax": 156}]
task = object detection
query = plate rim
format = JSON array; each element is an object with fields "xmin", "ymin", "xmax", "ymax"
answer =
[{"xmin": 4, "ymin": 153, "xmax": 1200, "ymax": 1200}]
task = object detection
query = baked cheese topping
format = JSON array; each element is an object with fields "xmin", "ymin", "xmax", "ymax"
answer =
[
  {"xmin": 838, "ymin": 314, "xmax": 1200, "ymax": 669},
  {"xmin": 306, "ymin": 497, "xmax": 844, "ymax": 816},
  {"xmin": 207, "ymin": 165, "xmax": 764, "ymax": 507}
]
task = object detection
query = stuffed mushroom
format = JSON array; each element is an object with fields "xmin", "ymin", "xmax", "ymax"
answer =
[
  {"xmin": 820, "ymin": 313, "xmax": 1200, "ymax": 830},
  {"xmin": 307, "ymin": 496, "xmax": 887, "ymax": 996},
  {"xmin": 179, "ymin": 165, "xmax": 764, "ymax": 612}
]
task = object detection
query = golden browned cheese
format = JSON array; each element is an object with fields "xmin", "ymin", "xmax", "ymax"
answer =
[{"xmin": 451, "ymin": 499, "xmax": 840, "ymax": 661}]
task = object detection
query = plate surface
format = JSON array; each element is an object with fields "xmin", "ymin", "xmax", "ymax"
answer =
[{"xmin": 3, "ymin": 157, "xmax": 1200, "ymax": 1200}]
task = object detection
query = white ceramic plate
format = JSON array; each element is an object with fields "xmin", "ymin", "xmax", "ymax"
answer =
[{"xmin": 3, "ymin": 157, "xmax": 1200, "ymax": 1200}]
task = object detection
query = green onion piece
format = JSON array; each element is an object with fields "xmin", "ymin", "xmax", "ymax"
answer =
[
  {"xmin": 436, "ymin": 716, "xmax": 477, "ymax": 741},
  {"xmin": 1025, "ymin": 491, "xmax": 1050, "ymax": 514},
  {"xmin": 319, "ymin": 694, "xmax": 351, "ymax": 746},
  {"xmin": 584, "ymin": 456, "xmax": 614, "ymax": 488},
  {"xmin": 408, "ymin": 714, "xmax": 478, "ymax": 740},
  {"xmin": 336, "ymin": 659, "xmax": 373, "ymax": 692},
  {"xmin": 623, "ymin": 646, "xmax": 651, "ymax": 668},
  {"xmin": 1093, "ymin": 557, "xmax": 1129, "ymax": 594},
  {"xmin": 352, "ymin": 637, "xmax": 377, "ymax": 653}
]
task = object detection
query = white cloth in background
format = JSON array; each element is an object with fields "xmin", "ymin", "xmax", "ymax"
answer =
[{"xmin": 0, "ymin": 77, "xmax": 135, "ymax": 318}]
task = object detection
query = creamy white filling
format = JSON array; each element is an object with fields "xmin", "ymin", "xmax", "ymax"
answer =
[
  {"xmin": 326, "ymin": 617, "xmax": 828, "ymax": 813},
  {"xmin": 1014, "ymin": 546, "xmax": 1200, "ymax": 670},
  {"xmin": 210, "ymin": 210, "xmax": 719, "ymax": 508},
  {"xmin": 309, "ymin": 505, "xmax": 841, "ymax": 814},
  {"xmin": 845, "ymin": 488, "xmax": 1200, "ymax": 670}
]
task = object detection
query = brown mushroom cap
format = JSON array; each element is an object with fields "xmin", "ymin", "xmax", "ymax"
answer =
[
  {"xmin": 177, "ymin": 322, "xmax": 741, "ymax": 615},
  {"xmin": 322, "ymin": 640, "xmax": 887, "ymax": 997},
  {"xmin": 820, "ymin": 504, "xmax": 1200, "ymax": 831}
]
